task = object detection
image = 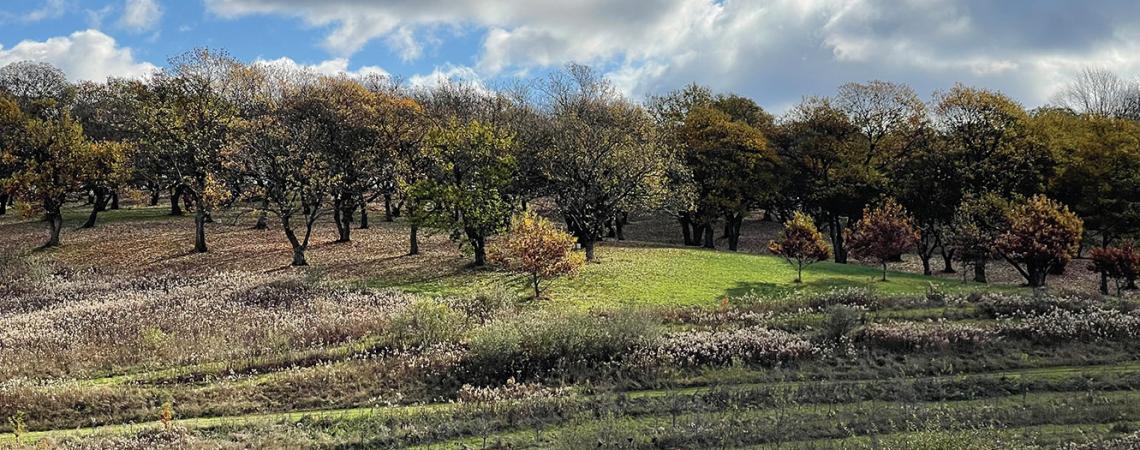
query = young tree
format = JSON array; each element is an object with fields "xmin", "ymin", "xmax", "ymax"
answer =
[
  {"xmin": 996, "ymin": 195, "xmax": 1084, "ymax": 288},
  {"xmin": 0, "ymin": 95, "xmax": 91, "ymax": 247},
  {"xmin": 946, "ymin": 193, "xmax": 1011, "ymax": 283},
  {"xmin": 490, "ymin": 211, "xmax": 586, "ymax": 299},
  {"xmin": 1088, "ymin": 241, "xmax": 1139, "ymax": 296},
  {"xmin": 538, "ymin": 64, "xmax": 665, "ymax": 261},
  {"xmin": 768, "ymin": 211, "xmax": 832, "ymax": 283},
  {"xmin": 412, "ymin": 119, "xmax": 518, "ymax": 266},
  {"xmin": 846, "ymin": 199, "xmax": 920, "ymax": 281}
]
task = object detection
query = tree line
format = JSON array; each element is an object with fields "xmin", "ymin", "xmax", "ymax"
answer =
[{"xmin": 1, "ymin": 50, "xmax": 1137, "ymax": 292}]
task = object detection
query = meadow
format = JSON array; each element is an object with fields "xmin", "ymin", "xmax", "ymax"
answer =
[{"xmin": 0, "ymin": 204, "xmax": 1137, "ymax": 449}]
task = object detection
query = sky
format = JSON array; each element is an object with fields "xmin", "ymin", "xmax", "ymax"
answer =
[{"xmin": 2, "ymin": 0, "xmax": 1140, "ymax": 113}]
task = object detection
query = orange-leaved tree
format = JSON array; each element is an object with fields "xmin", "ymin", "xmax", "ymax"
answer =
[
  {"xmin": 490, "ymin": 211, "xmax": 586, "ymax": 300},
  {"xmin": 846, "ymin": 198, "xmax": 920, "ymax": 281},
  {"xmin": 768, "ymin": 211, "xmax": 831, "ymax": 283},
  {"xmin": 1088, "ymin": 241, "xmax": 1139, "ymax": 296},
  {"xmin": 996, "ymin": 195, "xmax": 1083, "ymax": 288}
]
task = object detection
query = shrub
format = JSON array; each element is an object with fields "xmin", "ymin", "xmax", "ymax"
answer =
[
  {"xmin": 821, "ymin": 305, "xmax": 863, "ymax": 342},
  {"xmin": 805, "ymin": 287, "xmax": 882, "ymax": 310},
  {"xmin": 642, "ymin": 326, "xmax": 817, "ymax": 367},
  {"xmin": 1000, "ymin": 306, "xmax": 1140, "ymax": 343},
  {"xmin": 1088, "ymin": 241, "xmax": 1140, "ymax": 296},
  {"xmin": 386, "ymin": 300, "xmax": 466, "ymax": 351},
  {"xmin": 452, "ymin": 285, "xmax": 517, "ymax": 325},
  {"xmin": 465, "ymin": 309, "xmax": 660, "ymax": 381},
  {"xmin": 861, "ymin": 321, "xmax": 998, "ymax": 351}
]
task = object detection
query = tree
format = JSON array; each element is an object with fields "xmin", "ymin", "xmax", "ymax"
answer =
[
  {"xmin": 0, "ymin": 94, "xmax": 91, "ymax": 247},
  {"xmin": 538, "ymin": 64, "xmax": 665, "ymax": 261},
  {"xmin": 946, "ymin": 193, "xmax": 1011, "ymax": 283},
  {"xmin": 996, "ymin": 195, "xmax": 1084, "ymax": 288},
  {"xmin": 136, "ymin": 49, "xmax": 241, "ymax": 253},
  {"xmin": 79, "ymin": 141, "xmax": 132, "ymax": 228},
  {"xmin": 768, "ymin": 211, "xmax": 832, "ymax": 283},
  {"xmin": 490, "ymin": 211, "xmax": 586, "ymax": 299},
  {"xmin": 1052, "ymin": 68, "xmax": 1140, "ymax": 119},
  {"xmin": 778, "ymin": 97, "xmax": 874, "ymax": 263},
  {"xmin": 1088, "ymin": 241, "xmax": 1139, "ymax": 296},
  {"xmin": 0, "ymin": 61, "xmax": 75, "ymax": 214},
  {"xmin": 412, "ymin": 119, "xmax": 518, "ymax": 266},
  {"xmin": 648, "ymin": 83, "xmax": 713, "ymax": 246},
  {"xmin": 846, "ymin": 199, "xmax": 920, "ymax": 281}
]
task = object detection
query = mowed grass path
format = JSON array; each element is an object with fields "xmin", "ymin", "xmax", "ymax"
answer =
[{"xmin": 373, "ymin": 242, "xmax": 1004, "ymax": 308}]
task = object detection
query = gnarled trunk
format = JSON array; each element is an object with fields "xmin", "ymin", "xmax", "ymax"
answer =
[
  {"xmin": 170, "ymin": 185, "xmax": 184, "ymax": 216},
  {"xmin": 359, "ymin": 198, "xmax": 369, "ymax": 229},
  {"xmin": 81, "ymin": 188, "xmax": 109, "ymax": 229},
  {"xmin": 44, "ymin": 210, "xmax": 63, "ymax": 248}
]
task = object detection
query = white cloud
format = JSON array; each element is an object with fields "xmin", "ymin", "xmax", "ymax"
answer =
[
  {"xmin": 408, "ymin": 64, "xmax": 485, "ymax": 91},
  {"xmin": 204, "ymin": 0, "xmax": 1140, "ymax": 111},
  {"xmin": 20, "ymin": 0, "xmax": 69, "ymax": 23},
  {"xmin": 119, "ymin": 0, "xmax": 163, "ymax": 32},
  {"xmin": 0, "ymin": 29, "xmax": 158, "ymax": 81},
  {"xmin": 252, "ymin": 56, "xmax": 389, "ymax": 78}
]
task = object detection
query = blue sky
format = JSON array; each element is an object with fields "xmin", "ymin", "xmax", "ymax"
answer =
[{"xmin": 3, "ymin": 0, "xmax": 1140, "ymax": 113}]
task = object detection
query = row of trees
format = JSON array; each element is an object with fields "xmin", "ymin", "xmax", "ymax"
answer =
[{"xmin": 1, "ymin": 53, "xmax": 1137, "ymax": 291}]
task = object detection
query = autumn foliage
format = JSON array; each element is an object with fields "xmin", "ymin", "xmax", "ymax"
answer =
[
  {"xmin": 768, "ymin": 211, "xmax": 831, "ymax": 283},
  {"xmin": 490, "ymin": 211, "xmax": 586, "ymax": 300},
  {"xmin": 996, "ymin": 195, "xmax": 1084, "ymax": 288},
  {"xmin": 846, "ymin": 199, "xmax": 920, "ymax": 281},
  {"xmin": 1088, "ymin": 241, "xmax": 1140, "ymax": 295}
]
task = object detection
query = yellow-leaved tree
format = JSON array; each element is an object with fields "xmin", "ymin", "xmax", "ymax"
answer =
[{"xmin": 491, "ymin": 211, "xmax": 586, "ymax": 300}]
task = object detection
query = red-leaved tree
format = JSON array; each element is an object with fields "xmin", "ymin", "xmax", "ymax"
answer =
[
  {"xmin": 490, "ymin": 211, "xmax": 586, "ymax": 300},
  {"xmin": 995, "ymin": 195, "xmax": 1083, "ymax": 288},
  {"xmin": 1087, "ymin": 241, "xmax": 1138, "ymax": 296},
  {"xmin": 846, "ymin": 199, "xmax": 920, "ymax": 281}
]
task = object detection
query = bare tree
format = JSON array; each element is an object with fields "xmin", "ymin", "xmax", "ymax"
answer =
[{"xmin": 1053, "ymin": 68, "xmax": 1140, "ymax": 119}]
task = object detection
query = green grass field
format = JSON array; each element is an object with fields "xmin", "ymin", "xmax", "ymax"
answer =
[{"xmin": 370, "ymin": 243, "xmax": 1003, "ymax": 308}]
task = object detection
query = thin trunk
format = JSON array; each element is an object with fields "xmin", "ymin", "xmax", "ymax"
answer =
[
  {"xmin": 254, "ymin": 198, "xmax": 269, "ymax": 230},
  {"xmin": 109, "ymin": 191, "xmax": 120, "ymax": 210},
  {"xmin": 409, "ymin": 224, "xmax": 419, "ymax": 255},
  {"xmin": 830, "ymin": 216, "xmax": 848, "ymax": 263},
  {"xmin": 170, "ymin": 186, "xmax": 184, "ymax": 216},
  {"xmin": 282, "ymin": 216, "xmax": 308, "ymax": 267},
  {"xmin": 1100, "ymin": 272, "xmax": 1110, "ymax": 295},
  {"xmin": 532, "ymin": 273, "xmax": 541, "ymax": 300},
  {"xmin": 0, "ymin": 193, "xmax": 7, "ymax": 215},
  {"xmin": 44, "ymin": 210, "xmax": 62, "ymax": 247},
  {"xmin": 679, "ymin": 214, "xmax": 693, "ymax": 246},
  {"xmin": 149, "ymin": 188, "xmax": 160, "ymax": 206},
  {"xmin": 940, "ymin": 246, "xmax": 956, "ymax": 273},
  {"xmin": 383, "ymin": 193, "xmax": 394, "ymax": 222},
  {"xmin": 920, "ymin": 256, "xmax": 932, "ymax": 277},
  {"xmin": 881, "ymin": 262, "xmax": 888, "ymax": 282},
  {"xmin": 194, "ymin": 208, "xmax": 208, "ymax": 253},
  {"xmin": 359, "ymin": 198, "xmax": 369, "ymax": 229},
  {"xmin": 702, "ymin": 223, "xmax": 715, "ymax": 249},
  {"xmin": 81, "ymin": 188, "xmax": 108, "ymax": 229},
  {"xmin": 615, "ymin": 215, "xmax": 625, "ymax": 241},
  {"xmin": 795, "ymin": 264, "xmax": 803, "ymax": 283}
]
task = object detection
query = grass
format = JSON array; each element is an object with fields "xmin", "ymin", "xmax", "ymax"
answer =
[{"xmin": 368, "ymin": 243, "xmax": 1008, "ymax": 308}]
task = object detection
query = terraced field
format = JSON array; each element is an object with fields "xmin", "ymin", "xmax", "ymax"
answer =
[{"xmin": 1, "ymin": 209, "xmax": 1138, "ymax": 448}]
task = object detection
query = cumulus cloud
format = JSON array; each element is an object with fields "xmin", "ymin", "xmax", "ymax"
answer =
[
  {"xmin": 252, "ymin": 56, "xmax": 389, "ymax": 78},
  {"xmin": 0, "ymin": 29, "xmax": 158, "ymax": 81},
  {"xmin": 408, "ymin": 64, "xmax": 486, "ymax": 91},
  {"xmin": 119, "ymin": 0, "xmax": 163, "ymax": 32},
  {"xmin": 204, "ymin": 0, "xmax": 1140, "ymax": 111}
]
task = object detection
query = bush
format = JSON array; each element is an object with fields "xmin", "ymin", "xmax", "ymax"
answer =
[
  {"xmin": 1000, "ymin": 306, "xmax": 1140, "ymax": 343},
  {"xmin": 452, "ymin": 285, "xmax": 517, "ymax": 325},
  {"xmin": 386, "ymin": 300, "xmax": 467, "ymax": 351},
  {"xmin": 861, "ymin": 321, "xmax": 998, "ymax": 351},
  {"xmin": 821, "ymin": 305, "xmax": 863, "ymax": 342},
  {"xmin": 465, "ymin": 309, "xmax": 660, "ymax": 381},
  {"xmin": 642, "ymin": 326, "xmax": 817, "ymax": 367}
]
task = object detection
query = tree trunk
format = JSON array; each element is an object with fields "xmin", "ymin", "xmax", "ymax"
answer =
[
  {"xmin": 615, "ymin": 211, "xmax": 627, "ymax": 241},
  {"xmin": 532, "ymin": 273, "xmax": 541, "ymax": 300},
  {"xmin": 170, "ymin": 186, "xmax": 184, "ymax": 216},
  {"xmin": 359, "ymin": 198, "xmax": 369, "ymax": 229},
  {"xmin": 1100, "ymin": 272, "xmax": 1110, "ymax": 295},
  {"xmin": 583, "ymin": 239, "xmax": 597, "ymax": 261},
  {"xmin": 282, "ymin": 216, "xmax": 308, "ymax": 266},
  {"xmin": 973, "ymin": 259, "xmax": 987, "ymax": 283},
  {"xmin": 1048, "ymin": 260, "xmax": 1067, "ymax": 275},
  {"xmin": 384, "ymin": 193, "xmax": 394, "ymax": 222},
  {"xmin": 679, "ymin": 214, "xmax": 693, "ymax": 246},
  {"xmin": 795, "ymin": 264, "xmax": 803, "ymax": 283},
  {"xmin": 881, "ymin": 262, "xmax": 888, "ymax": 282},
  {"xmin": 470, "ymin": 232, "xmax": 487, "ymax": 266},
  {"xmin": 333, "ymin": 199, "xmax": 352, "ymax": 243},
  {"xmin": 194, "ymin": 208, "xmax": 208, "ymax": 253},
  {"xmin": 81, "ymin": 188, "xmax": 108, "ymax": 229},
  {"xmin": 830, "ymin": 216, "xmax": 847, "ymax": 263},
  {"xmin": 254, "ymin": 198, "xmax": 269, "ymax": 230},
  {"xmin": 149, "ymin": 188, "xmax": 160, "ymax": 206},
  {"xmin": 44, "ymin": 210, "xmax": 62, "ymax": 247},
  {"xmin": 940, "ymin": 247, "xmax": 956, "ymax": 273},
  {"xmin": 409, "ymin": 224, "xmax": 419, "ymax": 255},
  {"xmin": 0, "ymin": 193, "xmax": 7, "ymax": 215},
  {"xmin": 702, "ymin": 223, "xmax": 715, "ymax": 249},
  {"xmin": 725, "ymin": 213, "xmax": 743, "ymax": 251},
  {"xmin": 1027, "ymin": 267, "xmax": 1047, "ymax": 288},
  {"xmin": 109, "ymin": 191, "xmax": 120, "ymax": 210}
]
